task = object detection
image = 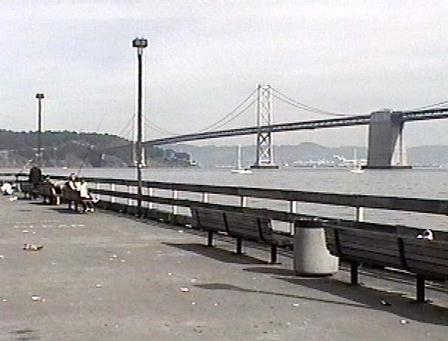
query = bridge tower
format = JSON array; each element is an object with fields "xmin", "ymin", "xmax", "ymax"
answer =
[
  {"xmin": 251, "ymin": 84, "xmax": 279, "ymax": 169},
  {"xmin": 365, "ymin": 110, "xmax": 411, "ymax": 169}
]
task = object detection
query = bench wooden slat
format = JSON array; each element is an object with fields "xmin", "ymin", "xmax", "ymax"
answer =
[
  {"xmin": 335, "ymin": 253, "xmax": 402, "ymax": 268},
  {"xmin": 404, "ymin": 252, "xmax": 448, "ymax": 267},
  {"xmin": 405, "ymin": 260, "xmax": 448, "ymax": 278},
  {"xmin": 338, "ymin": 233, "xmax": 398, "ymax": 248},
  {"xmin": 225, "ymin": 212, "xmax": 273, "ymax": 242},
  {"xmin": 192, "ymin": 208, "xmax": 226, "ymax": 233},
  {"xmin": 322, "ymin": 221, "xmax": 397, "ymax": 234},
  {"xmin": 338, "ymin": 240, "xmax": 399, "ymax": 257},
  {"xmin": 404, "ymin": 244, "xmax": 448, "ymax": 260},
  {"xmin": 329, "ymin": 226, "xmax": 395, "ymax": 239},
  {"xmin": 338, "ymin": 247, "xmax": 403, "ymax": 267},
  {"xmin": 402, "ymin": 239, "xmax": 448, "ymax": 249}
]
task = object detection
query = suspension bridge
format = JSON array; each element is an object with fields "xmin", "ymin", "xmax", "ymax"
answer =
[{"xmin": 105, "ymin": 85, "xmax": 448, "ymax": 169}]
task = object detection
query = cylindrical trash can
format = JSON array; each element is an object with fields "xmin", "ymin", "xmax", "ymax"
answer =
[{"xmin": 293, "ymin": 218, "xmax": 339, "ymax": 275}]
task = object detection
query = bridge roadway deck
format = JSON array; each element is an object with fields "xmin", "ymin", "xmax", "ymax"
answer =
[{"xmin": 1, "ymin": 196, "xmax": 447, "ymax": 340}]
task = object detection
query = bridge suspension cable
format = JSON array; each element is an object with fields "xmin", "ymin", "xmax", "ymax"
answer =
[
  {"xmin": 144, "ymin": 121, "xmax": 179, "ymax": 138},
  {"xmin": 117, "ymin": 113, "xmax": 136, "ymax": 139},
  {"xmin": 413, "ymin": 100, "xmax": 448, "ymax": 110},
  {"xmin": 145, "ymin": 120, "xmax": 178, "ymax": 136},
  {"xmin": 201, "ymin": 97, "xmax": 257, "ymax": 132},
  {"xmin": 137, "ymin": 88, "xmax": 258, "ymax": 138},
  {"xmin": 270, "ymin": 87, "xmax": 348, "ymax": 117},
  {"xmin": 198, "ymin": 88, "xmax": 258, "ymax": 132}
]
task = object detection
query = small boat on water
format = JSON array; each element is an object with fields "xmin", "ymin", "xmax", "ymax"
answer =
[
  {"xmin": 349, "ymin": 148, "xmax": 365, "ymax": 174},
  {"xmin": 231, "ymin": 145, "xmax": 252, "ymax": 175},
  {"xmin": 231, "ymin": 168, "xmax": 253, "ymax": 174},
  {"xmin": 350, "ymin": 167, "xmax": 364, "ymax": 174}
]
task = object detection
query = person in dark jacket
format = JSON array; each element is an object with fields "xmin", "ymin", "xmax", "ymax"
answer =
[
  {"xmin": 29, "ymin": 166, "xmax": 42, "ymax": 187},
  {"xmin": 29, "ymin": 166, "xmax": 42, "ymax": 199}
]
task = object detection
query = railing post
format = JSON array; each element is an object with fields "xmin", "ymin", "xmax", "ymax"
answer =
[
  {"xmin": 148, "ymin": 187, "xmax": 153, "ymax": 209},
  {"xmin": 289, "ymin": 200, "xmax": 297, "ymax": 234},
  {"xmin": 355, "ymin": 206, "xmax": 364, "ymax": 222},
  {"xmin": 172, "ymin": 190, "xmax": 178, "ymax": 214},
  {"xmin": 15, "ymin": 174, "xmax": 21, "ymax": 192},
  {"xmin": 127, "ymin": 185, "xmax": 131, "ymax": 206},
  {"xmin": 201, "ymin": 192, "xmax": 209, "ymax": 203},
  {"xmin": 110, "ymin": 184, "xmax": 115, "ymax": 203},
  {"xmin": 95, "ymin": 183, "xmax": 100, "ymax": 201},
  {"xmin": 240, "ymin": 196, "xmax": 247, "ymax": 207}
]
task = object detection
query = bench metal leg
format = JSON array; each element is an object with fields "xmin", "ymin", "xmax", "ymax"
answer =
[
  {"xmin": 270, "ymin": 245, "xmax": 278, "ymax": 264},
  {"xmin": 207, "ymin": 231, "xmax": 213, "ymax": 247},
  {"xmin": 236, "ymin": 238, "xmax": 243, "ymax": 254},
  {"xmin": 416, "ymin": 275, "xmax": 426, "ymax": 303},
  {"xmin": 351, "ymin": 262, "xmax": 359, "ymax": 285}
]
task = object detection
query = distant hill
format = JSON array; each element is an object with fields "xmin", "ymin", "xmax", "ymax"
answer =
[
  {"xmin": 2, "ymin": 130, "xmax": 445, "ymax": 168},
  {"xmin": 0, "ymin": 130, "xmax": 193, "ymax": 168},
  {"xmin": 168, "ymin": 143, "xmax": 448, "ymax": 168}
]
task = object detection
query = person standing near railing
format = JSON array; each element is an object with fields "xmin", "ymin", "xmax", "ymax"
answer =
[{"xmin": 29, "ymin": 166, "xmax": 42, "ymax": 199}]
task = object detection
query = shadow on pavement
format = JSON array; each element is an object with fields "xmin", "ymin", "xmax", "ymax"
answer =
[
  {"xmin": 49, "ymin": 207, "xmax": 81, "ymax": 215},
  {"xmin": 194, "ymin": 282, "xmax": 365, "ymax": 309},
  {"xmin": 8, "ymin": 328, "xmax": 40, "ymax": 340},
  {"xmin": 278, "ymin": 276, "xmax": 448, "ymax": 326},
  {"xmin": 196, "ymin": 278, "xmax": 448, "ymax": 325},
  {"xmin": 163, "ymin": 242, "xmax": 266, "ymax": 265},
  {"xmin": 239, "ymin": 266, "xmax": 448, "ymax": 325},
  {"xmin": 243, "ymin": 266, "xmax": 296, "ymax": 276}
]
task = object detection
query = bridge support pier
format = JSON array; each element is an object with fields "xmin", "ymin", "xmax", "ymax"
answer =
[
  {"xmin": 251, "ymin": 84, "xmax": 279, "ymax": 169},
  {"xmin": 364, "ymin": 110, "xmax": 411, "ymax": 169}
]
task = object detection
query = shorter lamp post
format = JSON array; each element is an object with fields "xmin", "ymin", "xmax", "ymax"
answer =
[
  {"xmin": 132, "ymin": 37, "xmax": 148, "ymax": 213},
  {"xmin": 35, "ymin": 93, "xmax": 45, "ymax": 167}
]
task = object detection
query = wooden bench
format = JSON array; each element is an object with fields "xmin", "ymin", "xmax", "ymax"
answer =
[
  {"xmin": 37, "ymin": 182, "xmax": 61, "ymax": 205},
  {"xmin": 322, "ymin": 219, "xmax": 448, "ymax": 302},
  {"xmin": 190, "ymin": 207, "xmax": 292, "ymax": 263},
  {"xmin": 20, "ymin": 182, "xmax": 39, "ymax": 199}
]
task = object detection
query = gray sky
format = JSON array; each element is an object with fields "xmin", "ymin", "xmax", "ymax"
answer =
[{"xmin": 1, "ymin": 1, "xmax": 447, "ymax": 147}]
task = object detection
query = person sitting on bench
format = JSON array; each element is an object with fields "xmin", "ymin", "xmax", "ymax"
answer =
[
  {"xmin": 66, "ymin": 173, "xmax": 79, "ymax": 210},
  {"xmin": 78, "ymin": 178, "xmax": 94, "ymax": 213}
]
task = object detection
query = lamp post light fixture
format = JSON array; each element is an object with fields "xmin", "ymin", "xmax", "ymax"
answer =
[
  {"xmin": 132, "ymin": 37, "xmax": 148, "ymax": 213},
  {"xmin": 35, "ymin": 93, "xmax": 45, "ymax": 167}
]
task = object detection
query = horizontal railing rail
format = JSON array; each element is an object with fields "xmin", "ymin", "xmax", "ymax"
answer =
[{"xmin": 90, "ymin": 188, "xmax": 314, "ymax": 223}]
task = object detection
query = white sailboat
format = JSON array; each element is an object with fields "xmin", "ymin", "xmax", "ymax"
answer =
[
  {"xmin": 231, "ymin": 145, "xmax": 252, "ymax": 174},
  {"xmin": 349, "ymin": 148, "xmax": 365, "ymax": 174}
]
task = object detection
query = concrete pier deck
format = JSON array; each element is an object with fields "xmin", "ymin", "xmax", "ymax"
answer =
[{"xmin": 0, "ymin": 196, "xmax": 447, "ymax": 340}]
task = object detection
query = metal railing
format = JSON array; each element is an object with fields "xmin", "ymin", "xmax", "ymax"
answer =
[{"xmin": 2, "ymin": 172, "xmax": 447, "ymax": 233}]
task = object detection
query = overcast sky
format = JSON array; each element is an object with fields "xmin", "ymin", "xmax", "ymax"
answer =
[{"xmin": 1, "ymin": 1, "xmax": 447, "ymax": 147}]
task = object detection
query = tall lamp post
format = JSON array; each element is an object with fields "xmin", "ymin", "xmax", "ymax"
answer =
[
  {"xmin": 132, "ymin": 37, "xmax": 148, "ymax": 213},
  {"xmin": 35, "ymin": 93, "xmax": 45, "ymax": 167}
]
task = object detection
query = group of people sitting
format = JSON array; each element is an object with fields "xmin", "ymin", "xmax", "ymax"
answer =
[
  {"xmin": 66, "ymin": 173, "xmax": 95, "ymax": 213},
  {"xmin": 27, "ymin": 166, "xmax": 95, "ymax": 213}
]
